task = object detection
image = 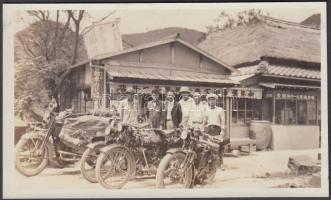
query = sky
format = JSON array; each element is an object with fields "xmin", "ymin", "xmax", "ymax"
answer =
[{"xmin": 14, "ymin": 3, "xmax": 324, "ymax": 34}]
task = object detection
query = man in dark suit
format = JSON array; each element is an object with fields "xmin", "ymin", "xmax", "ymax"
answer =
[
  {"xmin": 146, "ymin": 89, "xmax": 164, "ymax": 128},
  {"xmin": 161, "ymin": 91, "xmax": 182, "ymax": 130}
]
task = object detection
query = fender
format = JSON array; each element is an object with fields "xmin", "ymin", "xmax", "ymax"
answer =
[
  {"xmin": 18, "ymin": 131, "xmax": 55, "ymax": 160},
  {"xmin": 100, "ymin": 144, "xmax": 132, "ymax": 154},
  {"xmin": 87, "ymin": 141, "xmax": 107, "ymax": 150},
  {"xmin": 20, "ymin": 131, "xmax": 47, "ymax": 140},
  {"xmin": 165, "ymin": 148, "xmax": 187, "ymax": 155}
]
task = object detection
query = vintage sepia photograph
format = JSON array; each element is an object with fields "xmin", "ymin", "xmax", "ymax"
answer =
[{"xmin": 2, "ymin": 2, "xmax": 328, "ymax": 198}]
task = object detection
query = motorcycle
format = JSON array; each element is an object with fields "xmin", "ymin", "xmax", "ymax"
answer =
[
  {"xmin": 155, "ymin": 126, "xmax": 222, "ymax": 188},
  {"xmin": 95, "ymin": 122, "xmax": 182, "ymax": 189},
  {"xmin": 79, "ymin": 119, "xmax": 120, "ymax": 183},
  {"xmin": 15, "ymin": 109, "xmax": 111, "ymax": 177}
]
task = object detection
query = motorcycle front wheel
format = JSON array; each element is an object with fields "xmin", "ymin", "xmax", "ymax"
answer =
[
  {"xmin": 80, "ymin": 148, "xmax": 100, "ymax": 183},
  {"xmin": 156, "ymin": 152, "xmax": 194, "ymax": 188},
  {"xmin": 15, "ymin": 137, "xmax": 49, "ymax": 177},
  {"xmin": 96, "ymin": 146, "xmax": 135, "ymax": 189}
]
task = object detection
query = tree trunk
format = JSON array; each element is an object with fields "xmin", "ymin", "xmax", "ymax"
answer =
[
  {"xmin": 52, "ymin": 10, "xmax": 59, "ymax": 60},
  {"xmin": 69, "ymin": 10, "xmax": 85, "ymax": 65},
  {"xmin": 71, "ymin": 23, "xmax": 80, "ymax": 65}
]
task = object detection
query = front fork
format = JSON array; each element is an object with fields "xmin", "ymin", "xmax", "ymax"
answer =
[
  {"xmin": 38, "ymin": 119, "xmax": 55, "ymax": 157},
  {"xmin": 179, "ymin": 151, "xmax": 195, "ymax": 179}
]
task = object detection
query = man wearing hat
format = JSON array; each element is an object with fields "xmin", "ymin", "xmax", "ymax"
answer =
[
  {"xmin": 178, "ymin": 86, "xmax": 194, "ymax": 127},
  {"xmin": 117, "ymin": 86, "xmax": 140, "ymax": 126},
  {"xmin": 188, "ymin": 91, "xmax": 207, "ymax": 131},
  {"xmin": 146, "ymin": 89, "xmax": 164, "ymax": 128},
  {"xmin": 204, "ymin": 93, "xmax": 227, "ymax": 169},
  {"xmin": 161, "ymin": 90, "xmax": 182, "ymax": 130}
]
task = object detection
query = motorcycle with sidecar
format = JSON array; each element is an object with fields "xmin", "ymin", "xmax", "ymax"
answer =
[{"xmin": 15, "ymin": 109, "xmax": 114, "ymax": 177}]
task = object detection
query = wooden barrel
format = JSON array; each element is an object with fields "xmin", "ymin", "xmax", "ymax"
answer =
[{"xmin": 249, "ymin": 120, "xmax": 272, "ymax": 150}]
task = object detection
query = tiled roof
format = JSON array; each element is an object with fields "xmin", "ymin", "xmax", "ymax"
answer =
[
  {"xmin": 235, "ymin": 65, "xmax": 320, "ymax": 79},
  {"xmin": 107, "ymin": 67, "xmax": 238, "ymax": 85}
]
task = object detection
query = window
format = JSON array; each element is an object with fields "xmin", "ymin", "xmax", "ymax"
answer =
[
  {"xmin": 232, "ymin": 98, "xmax": 262, "ymax": 125},
  {"xmin": 272, "ymin": 91, "xmax": 318, "ymax": 125}
]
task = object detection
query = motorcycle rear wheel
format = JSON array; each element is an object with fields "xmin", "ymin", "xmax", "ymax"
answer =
[
  {"xmin": 15, "ymin": 137, "xmax": 49, "ymax": 177},
  {"xmin": 80, "ymin": 148, "xmax": 99, "ymax": 183},
  {"xmin": 156, "ymin": 152, "xmax": 194, "ymax": 188},
  {"xmin": 96, "ymin": 146, "xmax": 135, "ymax": 189}
]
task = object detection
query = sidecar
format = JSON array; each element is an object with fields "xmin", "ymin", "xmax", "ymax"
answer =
[
  {"xmin": 58, "ymin": 115, "xmax": 112, "ymax": 152},
  {"xmin": 15, "ymin": 111, "xmax": 115, "ymax": 177}
]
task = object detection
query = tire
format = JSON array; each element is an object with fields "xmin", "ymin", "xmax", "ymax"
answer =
[
  {"xmin": 80, "ymin": 148, "xmax": 100, "ymax": 183},
  {"xmin": 96, "ymin": 146, "xmax": 135, "ymax": 189},
  {"xmin": 15, "ymin": 137, "xmax": 49, "ymax": 177},
  {"xmin": 156, "ymin": 152, "xmax": 193, "ymax": 188}
]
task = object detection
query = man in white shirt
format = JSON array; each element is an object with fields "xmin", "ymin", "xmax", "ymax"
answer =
[
  {"xmin": 188, "ymin": 91, "xmax": 206, "ymax": 131},
  {"xmin": 204, "ymin": 93, "xmax": 227, "ymax": 169},
  {"xmin": 178, "ymin": 86, "xmax": 194, "ymax": 127},
  {"xmin": 204, "ymin": 93, "xmax": 225, "ymax": 136},
  {"xmin": 117, "ymin": 87, "xmax": 139, "ymax": 126}
]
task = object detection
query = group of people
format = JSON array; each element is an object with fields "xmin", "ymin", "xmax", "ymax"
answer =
[
  {"xmin": 117, "ymin": 86, "xmax": 228, "ymax": 168},
  {"xmin": 117, "ymin": 86, "xmax": 227, "ymax": 140}
]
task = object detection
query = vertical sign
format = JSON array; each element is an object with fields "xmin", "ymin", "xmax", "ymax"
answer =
[{"xmin": 83, "ymin": 18, "xmax": 123, "ymax": 59}]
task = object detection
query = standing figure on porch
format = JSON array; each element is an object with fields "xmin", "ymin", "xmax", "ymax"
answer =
[
  {"xmin": 118, "ymin": 87, "xmax": 140, "ymax": 126},
  {"xmin": 204, "ymin": 93, "xmax": 228, "ymax": 170},
  {"xmin": 188, "ymin": 91, "xmax": 206, "ymax": 131},
  {"xmin": 178, "ymin": 86, "xmax": 194, "ymax": 128},
  {"xmin": 200, "ymin": 94, "xmax": 209, "ymax": 112},
  {"xmin": 146, "ymin": 89, "xmax": 164, "ymax": 128},
  {"xmin": 161, "ymin": 90, "xmax": 182, "ymax": 130}
]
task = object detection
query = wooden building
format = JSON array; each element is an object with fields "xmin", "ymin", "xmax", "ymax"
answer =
[
  {"xmin": 57, "ymin": 34, "xmax": 265, "ymax": 151},
  {"xmin": 198, "ymin": 16, "xmax": 321, "ymax": 150},
  {"xmin": 58, "ymin": 34, "xmax": 238, "ymax": 111}
]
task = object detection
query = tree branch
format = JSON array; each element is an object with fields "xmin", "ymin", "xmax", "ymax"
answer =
[{"xmin": 17, "ymin": 34, "xmax": 37, "ymax": 58}]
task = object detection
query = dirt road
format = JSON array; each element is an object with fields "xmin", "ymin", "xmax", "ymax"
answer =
[{"xmin": 13, "ymin": 149, "xmax": 320, "ymax": 190}]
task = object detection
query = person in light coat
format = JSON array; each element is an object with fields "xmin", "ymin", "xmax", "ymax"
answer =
[{"xmin": 178, "ymin": 86, "xmax": 194, "ymax": 128}]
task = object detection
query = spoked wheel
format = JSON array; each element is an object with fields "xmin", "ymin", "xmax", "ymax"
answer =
[
  {"xmin": 156, "ymin": 152, "xmax": 193, "ymax": 188},
  {"xmin": 207, "ymin": 155, "xmax": 219, "ymax": 183},
  {"xmin": 15, "ymin": 137, "xmax": 48, "ymax": 177},
  {"xmin": 96, "ymin": 146, "xmax": 135, "ymax": 189},
  {"xmin": 80, "ymin": 148, "xmax": 100, "ymax": 183},
  {"xmin": 197, "ymin": 153, "xmax": 219, "ymax": 185}
]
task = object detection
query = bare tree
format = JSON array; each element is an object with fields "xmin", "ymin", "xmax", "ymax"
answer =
[
  {"xmin": 67, "ymin": 10, "xmax": 117, "ymax": 64},
  {"xmin": 27, "ymin": 10, "xmax": 50, "ymax": 21},
  {"xmin": 68, "ymin": 10, "xmax": 85, "ymax": 65},
  {"xmin": 15, "ymin": 9, "xmax": 117, "ymax": 114}
]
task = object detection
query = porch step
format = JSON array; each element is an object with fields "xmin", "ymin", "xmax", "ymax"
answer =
[{"xmin": 229, "ymin": 137, "xmax": 256, "ymax": 152}]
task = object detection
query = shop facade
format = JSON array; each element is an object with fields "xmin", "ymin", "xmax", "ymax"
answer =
[{"xmin": 199, "ymin": 16, "xmax": 321, "ymax": 150}]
